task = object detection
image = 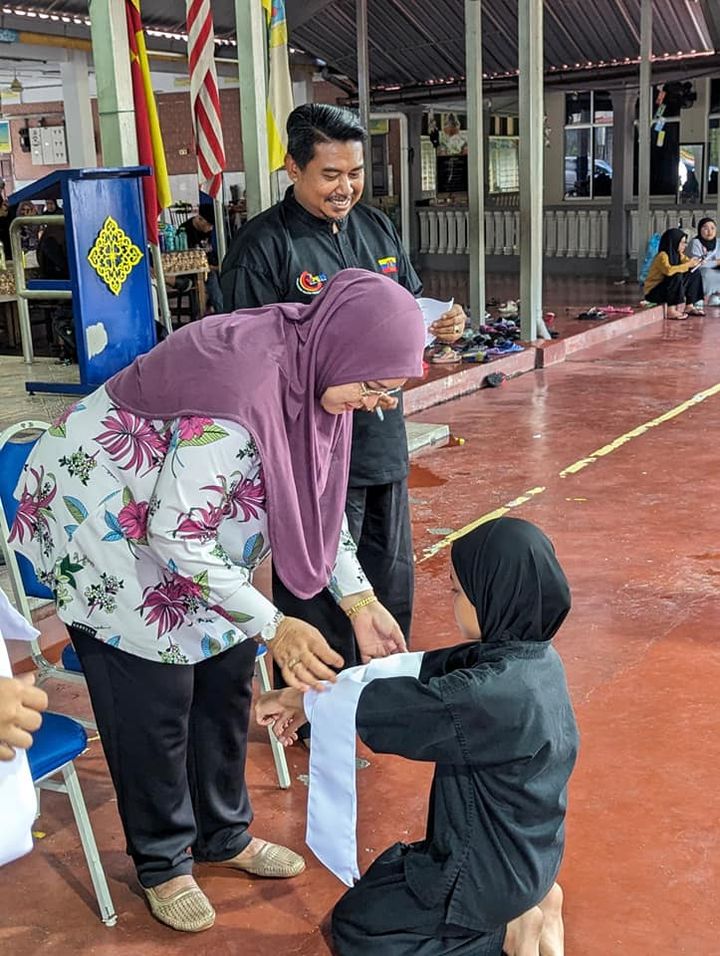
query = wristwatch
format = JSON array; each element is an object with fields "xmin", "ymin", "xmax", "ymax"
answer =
[{"xmin": 259, "ymin": 612, "xmax": 284, "ymax": 644}]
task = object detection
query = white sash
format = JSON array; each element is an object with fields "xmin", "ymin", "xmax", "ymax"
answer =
[
  {"xmin": 0, "ymin": 589, "xmax": 40, "ymax": 867},
  {"xmin": 304, "ymin": 652, "xmax": 424, "ymax": 885}
]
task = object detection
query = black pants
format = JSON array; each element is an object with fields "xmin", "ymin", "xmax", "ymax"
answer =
[
  {"xmin": 272, "ymin": 479, "xmax": 414, "ymax": 686},
  {"xmin": 331, "ymin": 843, "xmax": 506, "ymax": 956},
  {"xmin": 647, "ymin": 270, "xmax": 704, "ymax": 306},
  {"xmin": 70, "ymin": 626, "xmax": 257, "ymax": 888}
]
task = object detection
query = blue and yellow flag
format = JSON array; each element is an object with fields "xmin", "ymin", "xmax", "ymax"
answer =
[{"xmin": 262, "ymin": 0, "xmax": 295, "ymax": 171}]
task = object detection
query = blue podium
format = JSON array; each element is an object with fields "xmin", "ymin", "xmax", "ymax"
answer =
[{"xmin": 9, "ymin": 167, "xmax": 157, "ymax": 395}]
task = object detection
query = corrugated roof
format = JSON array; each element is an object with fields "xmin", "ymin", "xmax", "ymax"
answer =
[
  {"xmin": 290, "ymin": 0, "xmax": 716, "ymax": 89},
  {"xmin": 2, "ymin": 0, "xmax": 716, "ymax": 92}
]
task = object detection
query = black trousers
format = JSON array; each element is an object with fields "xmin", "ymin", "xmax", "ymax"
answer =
[
  {"xmin": 70, "ymin": 626, "xmax": 258, "ymax": 888},
  {"xmin": 331, "ymin": 843, "xmax": 506, "ymax": 956},
  {"xmin": 647, "ymin": 270, "xmax": 704, "ymax": 306},
  {"xmin": 272, "ymin": 479, "xmax": 414, "ymax": 687}
]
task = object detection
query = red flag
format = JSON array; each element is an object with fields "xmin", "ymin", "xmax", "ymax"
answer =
[{"xmin": 125, "ymin": 0, "xmax": 171, "ymax": 244}]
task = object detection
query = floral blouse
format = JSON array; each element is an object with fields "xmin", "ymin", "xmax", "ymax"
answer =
[{"xmin": 10, "ymin": 386, "xmax": 370, "ymax": 665}]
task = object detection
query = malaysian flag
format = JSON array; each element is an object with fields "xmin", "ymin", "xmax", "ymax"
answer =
[{"xmin": 186, "ymin": 0, "xmax": 226, "ymax": 198}]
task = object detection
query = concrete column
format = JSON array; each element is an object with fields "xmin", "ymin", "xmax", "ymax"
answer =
[
  {"xmin": 518, "ymin": 0, "xmax": 548, "ymax": 340},
  {"xmin": 636, "ymin": 0, "xmax": 652, "ymax": 281},
  {"xmin": 608, "ymin": 89, "xmax": 635, "ymax": 277},
  {"xmin": 407, "ymin": 110, "xmax": 424, "ymax": 259},
  {"xmin": 465, "ymin": 0, "xmax": 486, "ymax": 328},
  {"xmin": 88, "ymin": 0, "xmax": 138, "ymax": 166},
  {"xmin": 59, "ymin": 50, "xmax": 96, "ymax": 168},
  {"xmin": 234, "ymin": 0, "xmax": 271, "ymax": 218},
  {"xmin": 356, "ymin": 0, "xmax": 372, "ymax": 200}
]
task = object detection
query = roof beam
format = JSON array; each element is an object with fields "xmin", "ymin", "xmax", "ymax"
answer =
[
  {"xmin": 698, "ymin": 0, "xmax": 720, "ymax": 50},
  {"xmin": 287, "ymin": 0, "xmax": 338, "ymax": 32}
]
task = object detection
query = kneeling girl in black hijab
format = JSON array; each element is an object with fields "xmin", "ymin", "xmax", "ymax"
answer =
[{"xmin": 257, "ymin": 517, "xmax": 579, "ymax": 956}]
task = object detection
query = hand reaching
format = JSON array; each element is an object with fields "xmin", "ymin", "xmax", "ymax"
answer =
[
  {"xmin": 0, "ymin": 673, "xmax": 48, "ymax": 761},
  {"xmin": 256, "ymin": 688, "xmax": 307, "ymax": 747}
]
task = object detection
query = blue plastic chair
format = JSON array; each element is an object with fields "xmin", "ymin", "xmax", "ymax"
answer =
[
  {"xmin": 0, "ymin": 421, "xmax": 94, "ymax": 729},
  {"xmin": 27, "ymin": 712, "xmax": 116, "ymax": 925}
]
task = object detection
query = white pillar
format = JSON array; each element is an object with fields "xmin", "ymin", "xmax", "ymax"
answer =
[
  {"xmin": 60, "ymin": 50, "xmax": 97, "ymax": 168},
  {"xmin": 518, "ymin": 0, "xmax": 548, "ymax": 340},
  {"xmin": 235, "ymin": 0, "xmax": 271, "ymax": 218},
  {"xmin": 356, "ymin": 0, "xmax": 372, "ymax": 200},
  {"xmin": 465, "ymin": 0, "xmax": 486, "ymax": 329},
  {"xmin": 637, "ymin": 0, "xmax": 652, "ymax": 281},
  {"xmin": 89, "ymin": 0, "xmax": 138, "ymax": 166}
]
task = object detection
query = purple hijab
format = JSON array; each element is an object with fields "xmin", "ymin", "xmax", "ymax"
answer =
[{"xmin": 107, "ymin": 269, "xmax": 425, "ymax": 598}]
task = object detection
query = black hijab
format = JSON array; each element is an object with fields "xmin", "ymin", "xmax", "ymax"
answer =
[
  {"xmin": 695, "ymin": 217, "xmax": 717, "ymax": 253},
  {"xmin": 451, "ymin": 517, "xmax": 571, "ymax": 645},
  {"xmin": 658, "ymin": 228, "xmax": 687, "ymax": 266}
]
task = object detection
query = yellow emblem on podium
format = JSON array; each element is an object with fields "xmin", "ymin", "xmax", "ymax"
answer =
[{"xmin": 88, "ymin": 216, "xmax": 143, "ymax": 296}]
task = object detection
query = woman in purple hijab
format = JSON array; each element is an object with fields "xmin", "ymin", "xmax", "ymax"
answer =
[{"xmin": 10, "ymin": 269, "xmax": 425, "ymax": 933}]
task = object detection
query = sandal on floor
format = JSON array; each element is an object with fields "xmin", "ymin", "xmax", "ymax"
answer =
[
  {"xmin": 144, "ymin": 884, "xmax": 216, "ymax": 933},
  {"xmin": 686, "ymin": 306, "xmax": 705, "ymax": 316},
  {"xmin": 208, "ymin": 842, "xmax": 306, "ymax": 879},
  {"xmin": 431, "ymin": 346, "xmax": 462, "ymax": 364}
]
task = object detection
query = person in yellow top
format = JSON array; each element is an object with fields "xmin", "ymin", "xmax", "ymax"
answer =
[{"xmin": 644, "ymin": 228, "xmax": 704, "ymax": 319}]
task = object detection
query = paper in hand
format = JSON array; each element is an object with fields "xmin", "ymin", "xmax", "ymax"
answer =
[{"xmin": 417, "ymin": 297, "xmax": 454, "ymax": 347}]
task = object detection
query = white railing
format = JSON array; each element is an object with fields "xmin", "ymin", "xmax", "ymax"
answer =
[
  {"xmin": 627, "ymin": 208, "xmax": 717, "ymax": 255},
  {"xmin": 419, "ymin": 207, "xmax": 610, "ymax": 258},
  {"xmin": 419, "ymin": 205, "xmax": 718, "ymax": 260}
]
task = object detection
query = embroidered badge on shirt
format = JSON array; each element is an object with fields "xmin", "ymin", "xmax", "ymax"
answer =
[
  {"xmin": 377, "ymin": 256, "xmax": 398, "ymax": 275},
  {"xmin": 296, "ymin": 271, "xmax": 328, "ymax": 295}
]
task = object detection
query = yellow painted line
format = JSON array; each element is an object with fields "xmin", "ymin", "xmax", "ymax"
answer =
[
  {"xmin": 418, "ymin": 381, "xmax": 720, "ymax": 565},
  {"xmin": 419, "ymin": 487, "xmax": 546, "ymax": 562}
]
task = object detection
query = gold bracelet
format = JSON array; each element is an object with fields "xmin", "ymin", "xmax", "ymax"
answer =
[{"xmin": 345, "ymin": 594, "xmax": 378, "ymax": 618}]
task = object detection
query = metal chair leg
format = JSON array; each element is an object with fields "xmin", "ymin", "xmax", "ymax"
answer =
[
  {"xmin": 61, "ymin": 763, "xmax": 117, "ymax": 927},
  {"xmin": 256, "ymin": 654, "xmax": 292, "ymax": 790}
]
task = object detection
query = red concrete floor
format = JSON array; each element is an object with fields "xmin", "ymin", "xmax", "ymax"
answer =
[
  {"xmin": 421, "ymin": 269, "xmax": 644, "ymax": 319},
  {"xmin": 3, "ymin": 311, "xmax": 720, "ymax": 954}
]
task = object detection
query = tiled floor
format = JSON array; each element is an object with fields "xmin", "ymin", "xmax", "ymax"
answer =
[{"xmin": 2, "ymin": 285, "xmax": 720, "ymax": 953}]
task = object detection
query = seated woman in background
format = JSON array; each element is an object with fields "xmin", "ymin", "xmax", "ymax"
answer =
[
  {"xmin": 687, "ymin": 217, "xmax": 720, "ymax": 306},
  {"xmin": 644, "ymin": 228, "xmax": 704, "ymax": 319},
  {"xmin": 258, "ymin": 517, "xmax": 580, "ymax": 956}
]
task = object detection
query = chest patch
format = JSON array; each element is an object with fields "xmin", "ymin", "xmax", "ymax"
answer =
[
  {"xmin": 377, "ymin": 256, "xmax": 398, "ymax": 275},
  {"xmin": 296, "ymin": 270, "xmax": 328, "ymax": 295}
]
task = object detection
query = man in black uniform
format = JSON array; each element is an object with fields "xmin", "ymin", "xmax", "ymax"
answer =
[{"xmin": 221, "ymin": 103, "xmax": 465, "ymax": 680}]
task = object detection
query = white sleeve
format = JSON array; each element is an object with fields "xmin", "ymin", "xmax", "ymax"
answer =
[
  {"xmin": 0, "ymin": 596, "xmax": 39, "ymax": 867},
  {"xmin": 327, "ymin": 515, "xmax": 371, "ymax": 602}
]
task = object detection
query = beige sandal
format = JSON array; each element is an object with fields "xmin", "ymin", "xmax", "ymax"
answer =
[
  {"xmin": 144, "ymin": 883, "xmax": 216, "ymax": 933},
  {"xmin": 208, "ymin": 841, "xmax": 306, "ymax": 879}
]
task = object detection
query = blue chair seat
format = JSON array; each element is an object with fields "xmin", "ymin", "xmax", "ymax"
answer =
[
  {"xmin": 61, "ymin": 643, "xmax": 83, "ymax": 673},
  {"xmin": 28, "ymin": 712, "xmax": 88, "ymax": 782}
]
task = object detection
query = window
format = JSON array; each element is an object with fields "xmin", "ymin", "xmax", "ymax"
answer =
[
  {"xmin": 420, "ymin": 137, "xmax": 437, "ymax": 194},
  {"xmin": 564, "ymin": 91, "xmax": 614, "ymax": 199},
  {"xmin": 709, "ymin": 80, "xmax": 720, "ymax": 196},
  {"xmin": 488, "ymin": 136, "xmax": 519, "ymax": 193}
]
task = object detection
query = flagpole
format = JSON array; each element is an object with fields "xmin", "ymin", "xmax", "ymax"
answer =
[
  {"xmin": 214, "ymin": 176, "xmax": 227, "ymax": 264},
  {"xmin": 150, "ymin": 242, "xmax": 173, "ymax": 335}
]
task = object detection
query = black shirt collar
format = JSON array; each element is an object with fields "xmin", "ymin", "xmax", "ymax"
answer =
[{"xmin": 282, "ymin": 186, "xmax": 349, "ymax": 233}]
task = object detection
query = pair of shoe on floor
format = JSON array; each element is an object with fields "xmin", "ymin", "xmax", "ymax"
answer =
[
  {"xmin": 665, "ymin": 304, "xmax": 705, "ymax": 320},
  {"xmin": 144, "ymin": 840, "xmax": 306, "ymax": 933}
]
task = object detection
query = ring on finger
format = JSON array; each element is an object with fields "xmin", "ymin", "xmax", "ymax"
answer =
[{"xmin": 287, "ymin": 656, "xmax": 301, "ymax": 669}]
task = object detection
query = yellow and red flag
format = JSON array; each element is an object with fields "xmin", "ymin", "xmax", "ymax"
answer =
[{"xmin": 125, "ymin": 0, "xmax": 171, "ymax": 244}]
